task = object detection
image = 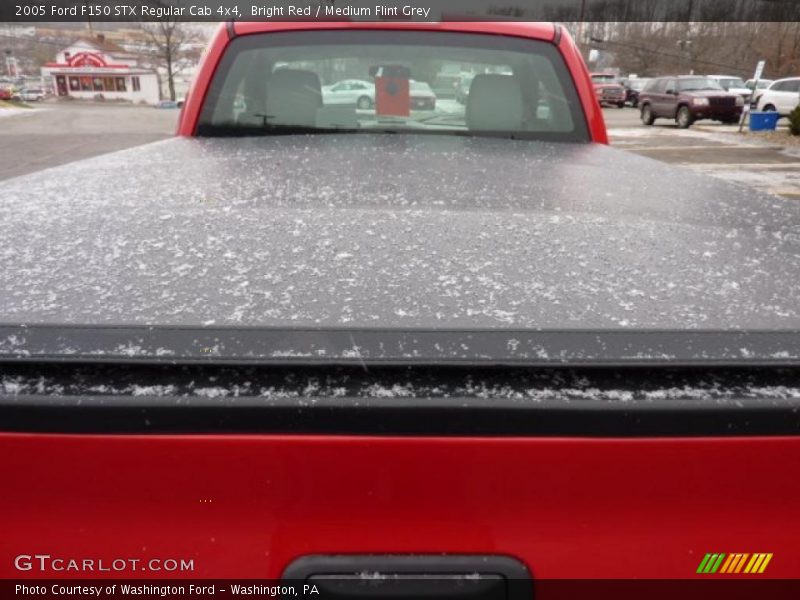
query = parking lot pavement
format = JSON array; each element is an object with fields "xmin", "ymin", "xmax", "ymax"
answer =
[
  {"xmin": 0, "ymin": 102, "xmax": 179, "ymax": 181},
  {"xmin": 3, "ymin": 102, "xmax": 798, "ymax": 200},
  {"xmin": 604, "ymin": 107, "xmax": 800, "ymax": 200}
]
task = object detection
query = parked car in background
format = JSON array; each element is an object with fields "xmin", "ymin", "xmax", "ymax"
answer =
[
  {"xmin": 455, "ymin": 72, "xmax": 475, "ymax": 104},
  {"xmin": 746, "ymin": 78, "xmax": 774, "ymax": 107},
  {"xmin": 0, "ymin": 85, "xmax": 14, "ymax": 101},
  {"xmin": 432, "ymin": 64, "xmax": 460, "ymax": 98},
  {"xmin": 746, "ymin": 78, "xmax": 773, "ymax": 92},
  {"xmin": 19, "ymin": 88, "xmax": 45, "ymax": 102},
  {"xmin": 707, "ymin": 75, "xmax": 751, "ymax": 101},
  {"xmin": 321, "ymin": 79, "xmax": 435, "ymax": 111},
  {"xmin": 322, "ymin": 79, "xmax": 376, "ymax": 109},
  {"xmin": 591, "ymin": 73, "xmax": 626, "ymax": 108},
  {"xmin": 756, "ymin": 77, "xmax": 800, "ymax": 117},
  {"xmin": 623, "ymin": 77, "xmax": 650, "ymax": 108},
  {"xmin": 409, "ymin": 80, "xmax": 437, "ymax": 110},
  {"xmin": 638, "ymin": 76, "xmax": 744, "ymax": 128}
]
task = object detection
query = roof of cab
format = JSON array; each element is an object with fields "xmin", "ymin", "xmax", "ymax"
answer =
[{"xmin": 231, "ymin": 20, "xmax": 559, "ymax": 42}]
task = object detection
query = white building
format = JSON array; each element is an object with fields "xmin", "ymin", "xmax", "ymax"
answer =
[{"xmin": 41, "ymin": 36, "xmax": 160, "ymax": 105}]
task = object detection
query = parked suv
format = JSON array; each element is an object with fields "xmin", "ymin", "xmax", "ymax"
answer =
[
  {"xmin": 623, "ymin": 77, "xmax": 650, "ymax": 108},
  {"xmin": 756, "ymin": 77, "xmax": 800, "ymax": 117},
  {"xmin": 638, "ymin": 76, "xmax": 744, "ymax": 128}
]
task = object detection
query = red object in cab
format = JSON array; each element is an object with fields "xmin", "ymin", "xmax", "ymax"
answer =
[{"xmin": 374, "ymin": 65, "xmax": 411, "ymax": 117}]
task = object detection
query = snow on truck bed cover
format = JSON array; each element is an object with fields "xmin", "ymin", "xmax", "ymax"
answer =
[{"xmin": 1, "ymin": 135, "xmax": 799, "ymax": 364}]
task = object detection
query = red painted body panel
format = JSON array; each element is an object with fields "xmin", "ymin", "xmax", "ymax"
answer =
[
  {"xmin": 176, "ymin": 21, "xmax": 608, "ymax": 144},
  {"xmin": 176, "ymin": 23, "xmax": 231, "ymax": 137},
  {"xmin": 2, "ymin": 434, "xmax": 798, "ymax": 579}
]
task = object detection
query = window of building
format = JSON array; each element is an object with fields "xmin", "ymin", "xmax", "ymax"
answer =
[
  {"xmin": 131, "ymin": 76, "xmax": 141, "ymax": 92},
  {"xmin": 80, "ymin": 77, "xmax": 92, "ymax": 91},
  {"xmin": 69, "ymin": 77, "xmax": 79, "ymax": 91},
  {"xmin": 104, "ymin": 77, "xmax": 115, "ymax": 92},
  {"xmin": 116, "ymin": 77, "xmax": 127, "ymax": 92},
  {"xmin": 93, "ymin": 77, "xmax": 104, "ymax": 91}
]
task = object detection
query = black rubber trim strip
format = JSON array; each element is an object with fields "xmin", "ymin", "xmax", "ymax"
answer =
[
  {"xmin": 2, "ymin": 396, "xmax": 799, "ymax": 436},
  {"xmin": 2, "ymin": 325, "xmax": 799, "ymax": 367}
]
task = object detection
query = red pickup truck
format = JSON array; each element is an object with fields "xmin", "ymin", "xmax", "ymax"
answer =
[
  {"xmin": 591, "ymin": 72, "xmax": 627, "ymax": 108},
  {"xmin": 2, "ymin": 20, "xmax": 799, "ymax": 600}
]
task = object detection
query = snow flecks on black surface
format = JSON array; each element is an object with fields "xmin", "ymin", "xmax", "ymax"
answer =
[
  {"xmin": 2, "ymin": 365, "xmax": 800, "ymax": 403},
  {"xmin": 1, "ymin": 135, "xmax": 800, "ymax": 332}
]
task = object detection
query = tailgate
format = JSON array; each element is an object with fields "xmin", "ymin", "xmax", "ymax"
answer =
[{"xmin": 2, "ymin": 364, "xmax": 800, "ymax": 597}]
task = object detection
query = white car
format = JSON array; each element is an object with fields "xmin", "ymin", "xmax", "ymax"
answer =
[
  {"xmin": 756, "ymin": 77, "xmax": 800, "ymax": 116},
  {"xmin": 19, "ymin": 88, "xmax": 46, "ymax": 102},
  {"xmin": 707, "ymin": 75, "xmax": 752, "ymax": 101},
  {"xmin": 321, "ymin": 79, "xmax": 375, "ymax": 109},
  {"xmin": 746, "ymin": 79, "xmax": 774, "ymax": 106},
  {"xmin": 746, "ymin": 78, "xmax": 773, "ymax": 92}
]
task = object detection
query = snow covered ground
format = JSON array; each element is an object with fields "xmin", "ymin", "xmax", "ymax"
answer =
[
  {"xmin": 606, "ymin": 109, "xmax": 800, "ymax": 200},
  {"xmin": 0, "ymin": 106, "xmax": 36, "ymax": 119}
]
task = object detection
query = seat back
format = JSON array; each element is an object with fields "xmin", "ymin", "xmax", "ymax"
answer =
[
  {"xmin": 265, "ymin": 69, "xmax": 323, "ymax": 127},
  {"xmin": 466, "ymin": 74, "xmax": 524, "ymax": 131}
]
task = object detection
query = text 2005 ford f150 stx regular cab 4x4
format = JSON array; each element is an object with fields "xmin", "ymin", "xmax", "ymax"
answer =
[{"xmin": 1, "ymin": 21, "xmax": 799, "ymax": 599}]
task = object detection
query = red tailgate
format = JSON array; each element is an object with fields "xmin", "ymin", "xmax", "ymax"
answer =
[{"xmin": 3, "ymin": 434, "xmax": 799, "ymax": 580}]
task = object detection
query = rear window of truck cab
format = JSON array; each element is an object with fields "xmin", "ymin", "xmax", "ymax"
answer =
[{"xmin": 196, "ymin": 30, "xmax": 589, "ymax": 142}]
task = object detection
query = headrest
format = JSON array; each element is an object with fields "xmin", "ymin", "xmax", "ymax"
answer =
[
  {"xmin": 466, "ymin": 74, "xmax": 524, "ymax": 131},
  {"xmin": 265, "ymin": 69, "xmax": 322, "ymax": 128}
]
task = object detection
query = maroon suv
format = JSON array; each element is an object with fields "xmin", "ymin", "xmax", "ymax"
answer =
[{"xmin": 638, "ymin": 76, "xmax": 744, "ymax": 128}]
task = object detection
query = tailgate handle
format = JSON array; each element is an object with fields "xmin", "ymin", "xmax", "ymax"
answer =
[{"xmin": 281, "ymin": 555, "xmax": 531, "ymax": 599}]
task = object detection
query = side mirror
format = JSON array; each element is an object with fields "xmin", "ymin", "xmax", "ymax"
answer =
[{"xmin": 665, "ymin": 88, "xmax": 677, "ymax": 95}]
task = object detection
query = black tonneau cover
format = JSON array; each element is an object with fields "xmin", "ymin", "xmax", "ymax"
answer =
[{"xmin": 1, "ymin": 135, "xmax": 799, "ymax": 365}]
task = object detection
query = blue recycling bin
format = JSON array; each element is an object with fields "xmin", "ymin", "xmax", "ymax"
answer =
[{"xmin": 749, "ymin": 111, "xmax": 780, "ymax": 131}]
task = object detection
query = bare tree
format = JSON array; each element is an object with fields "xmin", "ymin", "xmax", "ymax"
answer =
[
  {"xmin": 139, "ymin": 5, "xmax": 203, "ymax": 101},
  {"xmin": 589, "ymin": 20, "xmax": 800, "ymax": 79}
]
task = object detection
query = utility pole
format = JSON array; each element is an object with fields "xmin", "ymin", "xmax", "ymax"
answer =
[
  {"xmin": 4, "ymin": 23, "xmax": 18, "ymax": 78},
  {"xmin": 577, "ymin": 0, "xmax": 588, "ymax": 58},
  {"xmin": 683, "ymin": 0, "xmax": 694, "ymax": 73},
  {"xmin": 83, "ymin": 1, "xmax": 94, "ymax": 37},
  {"xmin": 677, "ymin": 39, "xmax": 693, "ymax": 73}
]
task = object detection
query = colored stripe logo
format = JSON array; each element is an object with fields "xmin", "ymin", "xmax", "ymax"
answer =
[{"xmin": 697, "ymin": 553, "xmax": 772, "ymax": 574}]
